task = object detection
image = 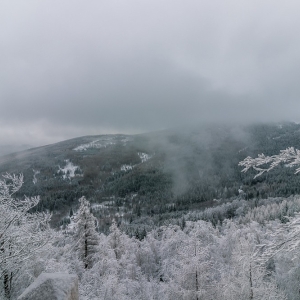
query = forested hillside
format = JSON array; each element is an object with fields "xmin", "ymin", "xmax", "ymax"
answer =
[
  {"xmin": 1, "ymin": 122, "xmax": 300, "ymax": 232},
  {"xmin": 3, "ymin": 122, "xmax": 300, "ymax": 299},
  {"xmin": 2, "ymin": 174, "xmax": 300, "ymax": 299}
]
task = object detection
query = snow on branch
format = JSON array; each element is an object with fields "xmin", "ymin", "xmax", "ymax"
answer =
[
  {"xmin": 0, "ymin": 173, "xmax": 52, "ymax": 282},
  {"xmin": 238, "ymin": 147, "xmax": 300, "ymax": 178},
  {"xmin": 253, "ymin": 213, "xmax": 300, "ymax": 267}
]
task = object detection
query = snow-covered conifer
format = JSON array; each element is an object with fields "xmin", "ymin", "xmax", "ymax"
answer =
[{"xmin": 74, "ymin": 196, "xmax": 99, "ymax": 269}]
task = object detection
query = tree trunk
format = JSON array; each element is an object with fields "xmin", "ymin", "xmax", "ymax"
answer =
[
  {"xmin": 3, "ymin": 269, "xmax": 12, "ymax": 299},
  {"xmin": 195, "ymin": 244, "xmax": 199, "ymax": 300},
  {"xmin": 249, "ymin": 262, "xmax": 253, "ymax": 300},
  {"xmin": 3, "ymin": 241, "xmax": 13, "ymax": 299},
  {"xmin": 196, "ymin": 268, "xmax": 199, "ymax": 300},
  {"xmin": 84, "ymin": 223, "xmax": 88, "ymax": 269}
]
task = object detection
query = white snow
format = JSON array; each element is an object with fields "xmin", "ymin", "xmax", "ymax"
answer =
[
  {"xmin": 33, "ymin": 169, "xmax": 40, "ymax": 184},
  {"xmin": 138, "ymin": 152, "xmax": 152, "ymax": 163},
  {"xmin": 121, "ymin": 164, "xmax": 134, "ymax": 171},
  {"xmin": 166, "ymin": 203, "xmax": 175, "ymax": 208},
  {"xmin": 213, "ymin": 199, "xmax": 221, "ymax": 202},
  {"xmin": 58, "ymin": 160, "xmax": 80, "ymax": 179},
  {"xmin": 120, "ymin": 153, "xmax": 152, "ymax": 171},
  {"xmin": 91, "ymin": 201, "xmax": 115, "ymax": 211},
  {"xmin": 238, "ymin": 147, "xmax": 248, "ymax": 153},
  {"xmin": 18, "ymin": 272, "xmax": 78, "ymax": 300},
  {"xmin": 66, "ymin": 217, "xmax": 76, "ymax": 231},
  {"xmin": 73, "ymin": 138, "xmax": 116, "ymax": 151},
  {"xmin": 121, "ymin": 137, "xmax": 131, "ymax": 145}
]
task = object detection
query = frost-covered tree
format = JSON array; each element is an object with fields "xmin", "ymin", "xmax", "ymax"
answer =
[
  {"xmin": 219, "ymin": 236, "xmax": 286, "ymax": 300},
  {"xmin": 239, "ymin": 148, "xmax": 300, "ymax": 299},
  {"xmin": 0, "ymin": 174, "xmax": 51, "ymax": 299},
  {"xmin": 239, "ymin": 147, "xmax": 300, "ymax": 178},
  {"xmin": 74, "ymin": 196, "xmax": 99, "ymax": 269},
  {"xmin": 154, "ymin": 223, "xmax": 218, "ymax": 299},
  {"xmin": 239, "ymin": 148, "xmax": 300, "ymax": 253},
  {"xmin": 175, "ymin": 242, "xmax": 214, "ymax": 299}
]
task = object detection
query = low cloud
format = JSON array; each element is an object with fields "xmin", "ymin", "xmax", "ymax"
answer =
[{"xmin": 1, "ymin": 0, "xmax": 300, "ymax": 146}]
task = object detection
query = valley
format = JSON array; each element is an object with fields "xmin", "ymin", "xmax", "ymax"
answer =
[{"xmin": 1, "ymin": 122, "xmax": 300, "ymax": 234}]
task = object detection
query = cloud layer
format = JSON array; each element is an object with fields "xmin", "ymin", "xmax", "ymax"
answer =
[{"xmin": 1, "ymin": 0, "xmax": 300, "ymax": 145}]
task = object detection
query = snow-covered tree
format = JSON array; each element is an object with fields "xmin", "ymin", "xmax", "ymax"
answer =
[
  {"xmin": 219, "ymin": 235, "xmax": 286, "ymax": 300},
  {"xmin": 0, "ymin": 173, "xmax": 51, "ymax": 299},
  {"xmin": 74, "ymin": 196, "xmax": 99, "ymax": 269},
  {"xmin": 239, "ymin": 148, "xmax": 300, "ymax": 299},
  {"xmin": 239, "ymin": 148, "xmax": 300, "ymax": 256},
  {"xmin": 239, "ymin": 147, "xmax": 300, "ymax": 178}
]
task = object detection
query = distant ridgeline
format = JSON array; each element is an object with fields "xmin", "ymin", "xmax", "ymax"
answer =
[{"xmin": 1, "ymin": 122, "xmax": 300, "ymax": 233}]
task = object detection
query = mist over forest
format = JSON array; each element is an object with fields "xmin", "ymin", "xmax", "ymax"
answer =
[{"xmin": 2, "ymin": 0, "xmax": 300, "ymax": 298}]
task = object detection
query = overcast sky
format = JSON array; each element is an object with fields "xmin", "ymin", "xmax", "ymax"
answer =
[{"xmin": 1, "ymin": 0, "xmax": 300, "ymax": 146}]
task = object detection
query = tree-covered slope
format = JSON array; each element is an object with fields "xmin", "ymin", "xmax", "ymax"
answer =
[{"xmin": 1, "ymin": 122, "xmax": 300, "ymax": 230}]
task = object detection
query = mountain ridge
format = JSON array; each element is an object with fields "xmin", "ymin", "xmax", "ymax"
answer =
[{"xmin": 1, "ymin": 122, "xmax": 300, "ymax": 231}]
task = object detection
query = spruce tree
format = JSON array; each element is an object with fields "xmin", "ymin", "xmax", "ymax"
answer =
[{"xmin": 74, "ymin": 196, "xmax": 99, "ymax": 269}]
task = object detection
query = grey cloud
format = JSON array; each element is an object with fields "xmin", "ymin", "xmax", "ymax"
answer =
[{"xmin": 1, "ymin": 0, "xmax": 300, "ymax": 146}]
